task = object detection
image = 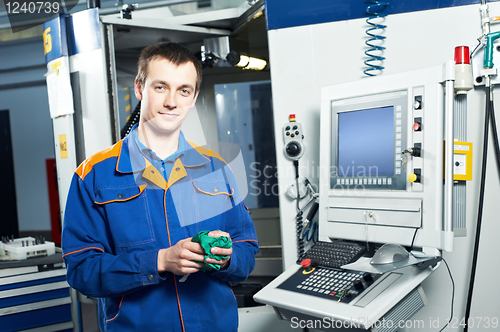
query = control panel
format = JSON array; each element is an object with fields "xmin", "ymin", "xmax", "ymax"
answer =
[
  {"xmin": 283, "ymin": 114, "xmax": 305, "ymax": 160},
  {"xmin": 277, "ymin": 266, "xmax": 381, "ymax": 304},
  {"xmin": 406, "ymin": 88, "xmax": 424, "ymax": 192}
]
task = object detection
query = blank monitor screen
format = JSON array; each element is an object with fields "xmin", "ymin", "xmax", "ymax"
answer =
[{"xmin": 337, "ymin": 106, "xmax": 394, "ymax": 176}]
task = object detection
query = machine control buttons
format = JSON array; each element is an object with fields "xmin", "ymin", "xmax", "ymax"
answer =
[
  {"xmin": 413, "ymin": 117, "xmax": 422, "ymax": 131},
  {"xmin": 362, "ymin": 272, "xmax": 374, "ymax": 283},
  {"xmin": 300, "ymin": 259, "xmax": 315, "ymax": 273},
  {"xmin": 285, "ymin": 141, "xmax": 302, "ymax": 157},
  {"xmin": 411, "ymin": 146, "xmax": 421, "ymax": 157},
  {"xmin": 277, "ymin": 267, "xmax": 383, "ymax": 304},
  {"xmin": 353, "ymin": 280, "xmax": 364, "ymax": 290},
  {"xmin": 414, "ymin": 96, "xmax": 422, "ymax": 110},
  {"xmin": 408, "ymin": 168, "xmax": 421, "ymax": 183},
  {"xmin": 283, "ymin": 118, "xmax": 304, "ymax": 160}
]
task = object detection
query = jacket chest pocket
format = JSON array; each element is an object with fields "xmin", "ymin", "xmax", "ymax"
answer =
[
  {"xmin": 170, "ymin": 173, "xmax": 235, "ymax": 228},
  {"xmin": 95, "ymin": 184, "xmax": 156, "ymax": 248}
]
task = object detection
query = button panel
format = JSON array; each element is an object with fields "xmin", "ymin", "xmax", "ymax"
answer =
[
  {"xmin": 333, "ymin": 177, "xmax": 395, "ymax": 188},
  {"xmin": 411, "ymin": 88, "xmax": 424, "ymax": 192},
  {"xmin": 277, "ymin": 267, "xmax": 381, "ymax": 304}
]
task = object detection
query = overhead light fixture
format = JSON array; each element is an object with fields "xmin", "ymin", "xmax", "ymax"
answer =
[{"xmin": 226, "ymin": 51, "xmax": 267, "ymax": 71}]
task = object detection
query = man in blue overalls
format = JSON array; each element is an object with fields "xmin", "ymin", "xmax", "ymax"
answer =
[{"xmin": 62, "ymin": 42, "xmax": 259, "ymax": 331}]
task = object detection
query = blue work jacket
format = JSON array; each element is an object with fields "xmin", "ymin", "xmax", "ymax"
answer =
[{"xmin": 62, "ymin": 132, "xmax": 259, "ymax": 332}]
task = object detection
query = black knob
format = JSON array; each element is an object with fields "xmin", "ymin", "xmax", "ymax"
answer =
[
  {"xmin": 286, "ymin": 142, "xmax": 301, "ymax": 157},
  {"xmin": 455, "ymin": 161, "xmax": 460, "ymax": 166},
  {"xmin": 363, "ymin": 273, "xmax": 374, "ymax": 283},
  {"xmin": 353, "ymin": 280, "xmax": 364, "ymax": 290},
  {"xmin": 411, "ymin": 147, "xmax": 421, "ymax": 157}
]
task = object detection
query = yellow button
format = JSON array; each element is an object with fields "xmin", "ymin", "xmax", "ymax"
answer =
[{"xmin": 408, "ymin": 173, "xmax": 417, "ymax": 183}]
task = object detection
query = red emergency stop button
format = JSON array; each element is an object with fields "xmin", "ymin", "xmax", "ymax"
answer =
[
  {"xmin": 300, "ymin": 258, "xmax": 311, "ymax": 268},
  {"xmin": 300, "ymin": 258, "xmax": 315, "ymax": 273}
]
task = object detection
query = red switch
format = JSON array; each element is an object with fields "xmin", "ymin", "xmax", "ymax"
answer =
[{"xmin": 413, "ymin": 117, "xmax": 422, "ymax": 131}]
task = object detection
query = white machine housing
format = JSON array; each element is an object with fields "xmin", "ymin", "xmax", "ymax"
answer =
[
  {"xmin": 318, "ymin": 64, "xmax": 455, "ymax": 251},
  {"xmin": 254, "ymin": 63, "xmax": 457, "ymax": 331}
]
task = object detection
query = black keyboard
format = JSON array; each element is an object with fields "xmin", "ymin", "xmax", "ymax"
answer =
[{"xmin": 300, "ymin": 241, "xmax": 366, "ymax": 269}]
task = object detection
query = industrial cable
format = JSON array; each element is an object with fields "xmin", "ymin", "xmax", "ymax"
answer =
[
  {"xmin": 301, "ymin": 218, "xmax": 318, "ymax": 243},
  {"xmin": 120, "ymin": 101, "xmax": 141, "ymax": 139},
  {"xmin": 294, "ymin": 160, "xmax": 305, "ymax": 262},
  {"xmin": 407, "ymin": 248, "xmax": 454, "ymax": 331},
  {"xmin": 463, "ymin": 81, "xmax": 491, "ymax": 332},
  {"xmin": 409, "ymin": 227, "xmax": 419, "ymax": 250},
  {"xmin": 300, "ymin": 178, "xmax": 319, "ymax": 243},
  {"xmin": 464, "ymin": 78, "xmax": 500, "ymax": 331},
  {"xmin": 407, "ymin": 224, "xmax": 454, "ymax": 332},
  {"xmin": 437, "ymin": 258, "xmax": 455, "ymax": 332},
  {"xmin": 364, "ymin": 0, "xmax": 389, "ymax": 76},
  {"xmin": 487, "ymin": 87, "xmax": 500, "ymax": 173}
]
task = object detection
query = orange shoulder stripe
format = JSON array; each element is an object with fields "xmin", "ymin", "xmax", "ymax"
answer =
[
  {"xmin": 62, "ymin": 247, "xmax": 105, "ymax": 258},
  {"xmin": 76, "ymin": 140, "xmax": 123, "ymax": 180}
]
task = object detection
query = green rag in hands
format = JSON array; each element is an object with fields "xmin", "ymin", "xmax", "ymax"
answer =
[{"xmin": 191, "ymin": 230, "xmax": 232, "ymax": 272}]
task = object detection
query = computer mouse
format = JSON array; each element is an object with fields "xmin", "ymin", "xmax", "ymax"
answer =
[{"xmin": 370, "ymin": 243, "xmax": 410, "ymax": 265}]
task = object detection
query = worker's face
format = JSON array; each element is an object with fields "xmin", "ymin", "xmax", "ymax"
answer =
[{"xmin": 135, "ymin": 58, "xmax": 199, "ymax": 137}]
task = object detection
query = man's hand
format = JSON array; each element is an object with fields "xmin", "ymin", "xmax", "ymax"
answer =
[
  {"xmin": 157, "ymin": 238, "xmax": 205, "ymax": 275},
  {"xmin": 206, "ymin": 230, "xmax": 233, "ymax": 270}
]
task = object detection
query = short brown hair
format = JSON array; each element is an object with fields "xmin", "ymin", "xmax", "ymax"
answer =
[{"xmin": 136, "ymin": 42, "xmax": 202, "ymax": 92}]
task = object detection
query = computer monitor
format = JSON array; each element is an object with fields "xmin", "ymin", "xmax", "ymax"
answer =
[
  {"xmin": 319, "ymin": 65, "xmax": 453, "ymax": 251},
  {"xmin": 331, "ymin": 90, "xmax": 407, "ymax": 191}
]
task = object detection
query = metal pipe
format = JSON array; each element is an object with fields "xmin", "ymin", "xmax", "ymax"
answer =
[
  {"xmin": 480, "ymin": 0, "xmax": 490, "ymax": 35},
  {"xmin": 444, "ymin": 77, "xmax": 455, "ymax": 234}
]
